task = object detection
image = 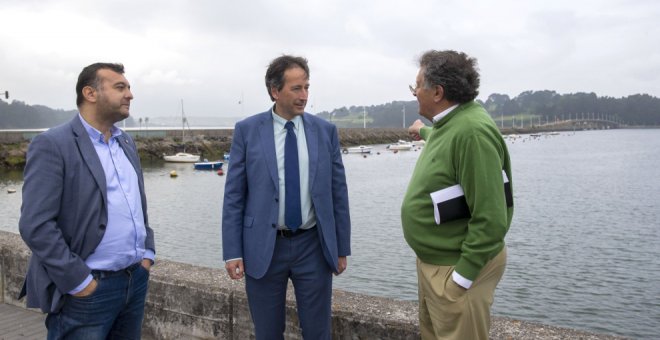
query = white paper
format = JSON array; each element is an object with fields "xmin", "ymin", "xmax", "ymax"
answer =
[{"xmin": 430, "ymin": 184, "xmax": 464, "ymax": 225}]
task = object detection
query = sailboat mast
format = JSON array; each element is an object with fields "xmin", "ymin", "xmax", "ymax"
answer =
[
  {"xmin": 402, "ymin": 105, "xmax": 406, "ymax": 128},
  {"xmin": 181, "ymin": 99, "xmax": 185, "ymax": 142},
  {"xmin": 180, "ymin": 99, "xmax": 187, "ymax": 153}
]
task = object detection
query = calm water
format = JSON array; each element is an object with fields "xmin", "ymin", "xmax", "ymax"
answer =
[{"xmin": 1, "ymin": 129, "xmax": 658, "ymax": 339}]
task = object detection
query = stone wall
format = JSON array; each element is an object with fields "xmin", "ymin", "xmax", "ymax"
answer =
[
  {"xmin": 0, "ymin": 231, "xmax": 626, "ymax": 339},
  {"xmin": 1, "ymin": 231, "xmax": 418, "ymax": 339}
]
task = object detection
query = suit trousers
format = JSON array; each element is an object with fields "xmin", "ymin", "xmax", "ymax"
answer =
[
  {"xmin": 417, "ymin": 246, "xmax": 507, "ymax": 340},
  {"xmin": 245, "ymin": 228, "xmax": 333, "ymax": 340}
]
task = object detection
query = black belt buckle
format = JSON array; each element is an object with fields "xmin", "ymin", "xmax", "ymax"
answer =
[
  {"xmin": 278, "ymin": 225, "xmax": 316, "ymax": 238},
  {"xmin": 278, "ymin": 229, "xmax": 295, "ymax": 237},
  {"xmin": 92, "ymin": 262, "xmax": 141, "ymax": 279}
]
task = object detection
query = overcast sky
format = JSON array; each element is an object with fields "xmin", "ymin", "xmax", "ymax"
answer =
[{"xmin": 1, "ymin": 0, "xmax": 658, "ymax": 122}]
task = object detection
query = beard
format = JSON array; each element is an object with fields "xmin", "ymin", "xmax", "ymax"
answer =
[{"xmin": 97, "ymin": 95, "xmax": 130, "ymax": 123}]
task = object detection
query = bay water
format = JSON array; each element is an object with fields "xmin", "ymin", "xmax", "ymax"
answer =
[{"xmin": 1, "ymin": 129, "xmax": 658, "ymax": 338}]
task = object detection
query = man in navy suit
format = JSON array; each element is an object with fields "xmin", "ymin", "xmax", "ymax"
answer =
[
  {"xmin": 222, "ymin": 55, "xmax": 351, "ymax": 339},
  {"xmin": 19, "ymin": 63, "xmax": 154, "ymax": 339}
]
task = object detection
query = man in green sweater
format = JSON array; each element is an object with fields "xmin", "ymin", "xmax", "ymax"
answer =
[{"xmin": 402, "ymin": 50, "xmax": 514, "ymax": 339}]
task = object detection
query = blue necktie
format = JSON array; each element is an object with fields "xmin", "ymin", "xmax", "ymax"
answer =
[{"xmin": 284, "ymin": 121, "xmax": 302, "ymax": 231}]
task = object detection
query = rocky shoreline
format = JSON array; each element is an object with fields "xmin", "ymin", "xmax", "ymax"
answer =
[
  {"xmin": 0, "ymin": 125, "xmax": 601, "ymax": 169},
  {"xmin": 0, "ymin": 128, "xmax": 413, "ymax": 169}
]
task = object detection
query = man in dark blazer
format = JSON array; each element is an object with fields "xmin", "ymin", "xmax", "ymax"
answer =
[
  {"xmin": 222, "ymin": 55, "xmax": 351, "ymax": 340},
  {"xmin": 19, "ymin": 63, "xmax": 154, "ymax": 339}
]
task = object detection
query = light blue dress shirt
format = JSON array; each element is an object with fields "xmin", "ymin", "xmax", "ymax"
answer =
[
  {"xmin": 70, "ymin": 115, "xmax": 154, "ymax": 294},
  {"xmin": 271, "ymin": 111, "xmax": 316, "ymax": 230}
]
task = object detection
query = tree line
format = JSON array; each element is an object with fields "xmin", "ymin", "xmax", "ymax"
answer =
[
  {"xmin": 2, "ymin": 90, "xmax": 659, "ymax": 129},
  {"xmin": 317, "ymin": 91, "xmax": 660, "ymax": 128},
  {"xmin": 0, "ymin": 100, "xmax": 136, "ymax": 129}
]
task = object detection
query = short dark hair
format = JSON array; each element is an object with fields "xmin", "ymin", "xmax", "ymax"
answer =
[
  {"xmin": 265, "ymin": 55, "xmax": 309, "ymax": 101},
  {"xmin": 418, "ymin": 50, "xmax": 480, "ymax": 103},
  {"xmin": 76, "ymin": 63, "xmax": 125, "ymax": 107}
]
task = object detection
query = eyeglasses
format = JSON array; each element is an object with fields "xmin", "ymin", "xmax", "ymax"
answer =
[{"xmin": 409, "ymin": 84, "xmax": 417, "ymax": 97}]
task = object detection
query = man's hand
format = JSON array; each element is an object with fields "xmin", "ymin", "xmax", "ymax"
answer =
[
  {"xmin": 225, "ymin": 259, "xmax": 244, "ymax": 279},
  {"xmin": 408, "ymin": 119, "xmax": 426, "ymax": 141},
  {"xmin": 141, "ymin": 258, "xmax": 153, "ymax": 271},
  {"xmin": 72, "ymin": 279, "xmax": 98, "ymax": 297},
  {"xmin": 334, "ymin": 256, "xmax": 348, "ymax": 276}
]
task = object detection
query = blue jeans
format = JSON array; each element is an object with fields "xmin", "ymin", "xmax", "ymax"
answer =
[{"xmin": 45, "ymin": 262, "xmax": 150, "ymax": 340}]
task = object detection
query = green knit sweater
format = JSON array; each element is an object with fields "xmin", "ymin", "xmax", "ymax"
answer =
[{"xmin": 401, "ymin": 101, "xmax": 513, "ymax": 281}]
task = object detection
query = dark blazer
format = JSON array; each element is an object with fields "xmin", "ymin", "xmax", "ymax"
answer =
[
  {"xmin": 222, "ymin": 110, "xmax": 351, "ymax": 279},
  {"xmin": 18, "ymin": 116, "xmax": 154, "ymax": 313}
]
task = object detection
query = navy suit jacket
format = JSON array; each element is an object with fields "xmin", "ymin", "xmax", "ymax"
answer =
[
  {"xmin": 222, "ymin": 110, "xmax": 351, "ymax": 279},
  {"xmin": 18, "ymin": 116, "xmax": 154, "ymax": 313}
]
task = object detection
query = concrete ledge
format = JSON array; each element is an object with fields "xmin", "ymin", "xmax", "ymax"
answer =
[{"xmin": 0, "ymin": 231, "xmax": 627, "ymax": 339}]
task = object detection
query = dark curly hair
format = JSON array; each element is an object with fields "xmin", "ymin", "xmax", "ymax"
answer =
[
  {"xmin": 265, "ymin": 55, "xmax": 309, "ymax": 102},
  {"xmin": 418, "ymin": 50, "xmax": 480, "ymax": 103}
]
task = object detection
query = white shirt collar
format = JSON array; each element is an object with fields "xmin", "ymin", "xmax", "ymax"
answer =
[
  {"xmin": 431, "ymin": 104, "xmax": 459, "ymax": 123},
  {"xmin": 271, "ymin": 107, "xmax": 302, "ymax": 129}
]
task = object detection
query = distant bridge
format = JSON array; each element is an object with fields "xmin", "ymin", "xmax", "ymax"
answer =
[
  {"xmin": 539, "ymin": 118, "xmax": 623, "ymax": 130},
  {"xmin": 501, "ymin": 112, "xmax": 626, "ymax": 132}
]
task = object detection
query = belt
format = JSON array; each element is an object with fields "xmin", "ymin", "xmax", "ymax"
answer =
[
  {"xmin": 91, "ymin": 262, "xmax": 142, "ymax": 279},
  {"xmin": 277, "ymin": 225, "xmax": 316, "ymax": 238}
]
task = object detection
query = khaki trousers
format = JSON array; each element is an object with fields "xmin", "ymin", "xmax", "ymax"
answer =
[{"xmin": 417, "ymin": 246, "xmax": 507, "ymax": 340}]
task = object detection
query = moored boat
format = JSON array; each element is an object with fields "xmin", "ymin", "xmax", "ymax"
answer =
[
  {"xmin": 387, "ymin": 140, "xmax": 413, "ymax": 151},
  {"xmin": 194, "ymin": 161, "xmax": 223, "ymax": 170},
  {"xmin": 163, "ymin": 152, "xmax": 200, "ymax": 163},
  {"xmin": 343, "ymin": 146, "xmax": 372, "ymax": 154},
  {"xmin": 163, "ymin": 100, "xmax": 201, "ymax": 163}
]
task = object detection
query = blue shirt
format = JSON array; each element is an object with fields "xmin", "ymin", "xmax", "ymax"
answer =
[
  {"xmin": 271, "ymin": 110, "xmax": 316, "ymax": 230},
  {"xmin": 70, "ymin": 115, "xmax": 154, "ymax": 294}
]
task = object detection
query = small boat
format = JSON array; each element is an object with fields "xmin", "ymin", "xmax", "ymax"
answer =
[
  {"xmin": 387, "ymin": 140, "xmax": 413, "ymax": 151},
  {"xmin": 412, "ymin": 140, "xmax": 426, "ymax": 147},
  {"xmin": 194, "ymin": 161, "xmax": 224, "ymax": 170},
  {"xmin": 223, "ymin": 152, "xmax": 230, "ymax": 161},
  {"xmin": 164, "ymin": 152, "xmax": 200, "ymax": 163},
  {"xmin": 343, "ymin": 146, "xmax": 372, "ymax": 154},
  {"xmin": 163, "ymin": 100, "xmax": 201, "ymax": 163}
]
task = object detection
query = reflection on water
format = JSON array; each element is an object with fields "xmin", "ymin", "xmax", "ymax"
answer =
[
  {"xmin": 0, "ymin": 168, "xmax": 23, "ymax": 231},
  {"xmin": 1, "ymin": 129, "xmax": 659, "ymax": 339}
]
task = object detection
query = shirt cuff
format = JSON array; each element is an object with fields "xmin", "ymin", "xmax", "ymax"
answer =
[
  {"xmin": 143, "ymin": 250, "xmax": 155, "ymax": 264},
  {"xmin": 68, "ymin": 274, "xmax": 94, "ymax": 295},
  {"xmin": 225, "ymin": 257, "xmax": 242, "ymax": 263},
  {"xmin": 452, "ymin": 270, "xmax": 473, "ymax": 289}
]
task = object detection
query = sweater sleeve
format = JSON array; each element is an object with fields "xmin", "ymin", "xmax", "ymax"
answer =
[
  {"xmin": 453, "ymin": 134, "xmax": 508, "ymax": 281},
  {"xmin": 419, "ymin": 126, "xmax": 433, "ymax": 141}
]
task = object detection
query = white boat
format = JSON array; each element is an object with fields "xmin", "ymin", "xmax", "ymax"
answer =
[
  {"xmin": 163, "ymin": 99, "xmax": 201, "ymax": 162},
  {"xmin": 412, "ymin": 140, "xmax": 426, "ymax": 147},
  {"xmin": 343, "ymin": 146, "xmax": 372, "ymax": 154},
  {"xmin": 387, "ymin": 140, "xmax": 413, "ymax": 151},
  {"xmin": 163, "ymin": 152, "xmax": 200, "ymax": 163}
]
